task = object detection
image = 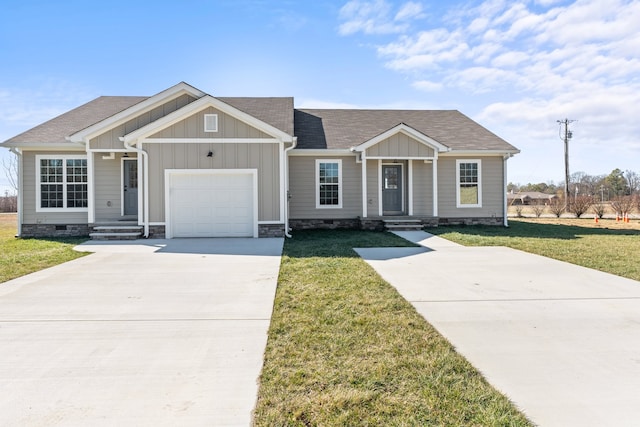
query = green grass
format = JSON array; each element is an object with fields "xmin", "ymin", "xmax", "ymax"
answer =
[
  {"xmin": 254, "ymin": 229, "xmax": 532, "ymax": 426},
  {"xmin": 0, "ymin": 214, "xmax": 89, "ymax": 283},
  {"xmin": 430, "ymin": 218, "xmax": 640, "ymax": 281}
]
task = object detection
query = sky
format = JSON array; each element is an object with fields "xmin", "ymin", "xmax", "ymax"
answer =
[{"xmin": 1, "ymin": 0, "xmax": 639, "ymax": 195}]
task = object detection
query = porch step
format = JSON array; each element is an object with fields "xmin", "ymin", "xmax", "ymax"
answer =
[
  {"xmin": 382, "ymin": 219, "xmax": 424, "ymax": 231},
  {"xmin": 90, "ymin": 225, "xmax": 143, "ymax": 240}
]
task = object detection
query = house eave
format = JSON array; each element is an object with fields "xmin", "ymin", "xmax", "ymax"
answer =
[
  {"xmin": 440, "ymin": 149, "xmax": 520, "ymax": 156},
  {"xmin": 288, "ymin": 149, "xmax": 356, "ymax": 156},
  {"xmin": 67, "ymin": 82, "xmax": 206, "ymax": 143},
  {"xmin": 1, "ymin": 141, "xmax": 85, "ymax": 150}
]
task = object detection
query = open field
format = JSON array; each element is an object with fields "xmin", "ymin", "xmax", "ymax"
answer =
[
  {"xmin": 431, "ymin": 217, "xmax": 640, "ymax": 281},
  {"xmin": 0, "ymin": 213, "xmax": 88, "ymax": 283},
  {"xmin": 254, "ymin": 230, "xmax": 532, "ymax": 426}
]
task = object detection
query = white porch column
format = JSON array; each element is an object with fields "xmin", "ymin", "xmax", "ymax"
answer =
[
  {"xmin": 408, "ymin": 159, "xmax": 413, "ymax": 216},
  {"xmin": 361, "ymin": 153, "xmax": 368, "ymax": 218},
  {"xmin": 87, "ymin": 150, "xmax": 95, "ymax": 224},
  {"xmin": 432, "ymin": 157, "xmax": 438, "ymax": 217}
]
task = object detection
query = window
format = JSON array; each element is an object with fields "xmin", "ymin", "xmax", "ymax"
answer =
[
  {"xmin": 204, "ymin": 114, "xmax": 218, "ymax": 132},
  {"xmin": 316, "ymin": 159, "xmax": 342, "ymax": 208},
  {"xmin": 456, "ymin": 159, "xmax": 482, "ymax": 208},
  {"xmin": 37, "ymin": 155, "xmax": 88, "ymax": 211}
]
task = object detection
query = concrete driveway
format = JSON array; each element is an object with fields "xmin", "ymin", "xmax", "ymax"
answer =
[
  {"xmin": 356, "ymin": 231, "xmax": 640, "ymax": 427},
  {"xmin": 0, "ymin": 238, "xmax": 283, "ymax": 427}
]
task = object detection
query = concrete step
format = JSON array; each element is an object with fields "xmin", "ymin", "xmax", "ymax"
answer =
[
  {"xmin": 383, "ymin": 219, "xmax": 424, "ymax": 231},
  {"xmin": 89, "ymin": 232, "xmax": 142, "ymax": 241}
]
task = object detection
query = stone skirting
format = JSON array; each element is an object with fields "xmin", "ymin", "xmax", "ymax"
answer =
[
  {"xmin": 259, "ymin": 224, "xmax": 285, "ymax": 238},
  {"xmin": 436, "ymin": 217, "xmax": 504, "ymax": 226},
  {"xmin": 21, "ymin": 223, "xmax": 90, "ymax": 238},
  {"xmin": 289, "ymin": 218, "xmax": 361, "ymax": 231},
  {"xmin": 148, "ymin": 225, "xmax": 165, "ymax": 239}
]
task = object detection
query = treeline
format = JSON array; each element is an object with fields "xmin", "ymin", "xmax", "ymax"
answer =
[
  {"xmin": 0, "ymin": 194, "xmax": 17, "ymax": 212},
  {"xmin": 508, "ymin": 168, "xmax": 640, "ymax": 200}
]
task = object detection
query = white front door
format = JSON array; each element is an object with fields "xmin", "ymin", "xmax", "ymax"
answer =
[{"xmin": 168, "ymin": 171, "xmax": 257, "ymax": 238}]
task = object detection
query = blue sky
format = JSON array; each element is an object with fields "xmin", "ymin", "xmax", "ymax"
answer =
[{"xmin": 1, "ymin": 0, "xmax": 639, "ymax": 195}]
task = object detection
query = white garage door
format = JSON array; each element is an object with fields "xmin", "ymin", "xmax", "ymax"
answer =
[{"xmin": 169, "ymin": 171, "xmax": 256, "ymax": 238}]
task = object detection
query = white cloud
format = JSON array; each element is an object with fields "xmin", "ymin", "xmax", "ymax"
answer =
[
  {"xmin": 338, "ymin": 0, "xmax": 425, "ymax": 35},
  {"xmin": 337, "ymin": 0, "xmax": 640, "ymax": 181}
]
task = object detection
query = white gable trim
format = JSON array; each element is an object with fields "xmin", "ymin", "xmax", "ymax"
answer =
[
  {"xmin": 351, "ymin": 123, "xmax": 450, "ymax": 153},
  {"xmin": 67, "ymin": 82, "xmax": 205, "ymax": 143},
  {"xmin": 121, "ymin": 95, "xmax": 293, "ymax": 144}
]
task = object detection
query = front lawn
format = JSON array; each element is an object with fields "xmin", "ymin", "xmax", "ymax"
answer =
[
  {"xmin": 430, "ymin": 217, "xmax": 640, "ymax": 281},
  {"xmin": 254, "ymin": 230, "xmax": 532, "ymax": 426},
  {"xmin": 0, "ymin": 213, "xmax": 89, "ymax": 283}
]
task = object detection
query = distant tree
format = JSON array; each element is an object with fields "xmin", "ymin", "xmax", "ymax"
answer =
[
  {"xmin": 2, "ymin": 155, "xmax": 18, "ymax": 193},
  {"xmin": 548, "ymin": 197, "xmax": 565, "ymax": 218},
  {"xmin": 507, "ymin": 182, "xmax": 519, "ymax": 193},
  {"xmin": 605, "ymin": 168, "xmax": 628, "ymax": 196},
  {"xmin": 626, "ymin": 170, "xmax": 640, "ymax": 195},
  {"xmin": 570, "ymin": 196, "xmax": 593, "ymax": 218}
]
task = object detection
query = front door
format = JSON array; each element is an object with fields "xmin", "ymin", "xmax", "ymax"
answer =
[
  {"xmin": 123, "ymin": 159, "xmax": 138, "ymax": 216},
  {"xmin": 382, "ymin": 164, "xmax": 403, "ymax": 215}
]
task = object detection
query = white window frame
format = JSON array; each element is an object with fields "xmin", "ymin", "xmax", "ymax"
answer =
[
  {"xmin": 36, "ymin": 154, "xmax": 89, "ymax": 212},
  {"xmin": 204, "ymin": 114, "xmax": 218, "ymax": 132},
  {"xmin": 316, "ymin": 159, "xmax": 343, "ymax": 209},
  {"xmin": 456, "ymin": 159, "xmax": 482, "ymax": 208}
]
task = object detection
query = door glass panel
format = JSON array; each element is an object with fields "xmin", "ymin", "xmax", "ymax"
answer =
[
  {"xmin": 127, "ymin": 162, "xmax": 138, "ymax": 189},
  {"xmin": 384, "ymin": 167, "xmax": 398, "ymax": 189}
]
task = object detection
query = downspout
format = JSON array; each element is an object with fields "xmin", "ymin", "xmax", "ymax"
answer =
[
  {"xmin": 283, "ymin": 137, "xmax": 297, "ymax": 238},
  {"xmin": 503, "ymin": 153, "xmax": 512, "ymax": 227},
  {"xmin": 121, "ymin": 139, "xmax": 150, "ymax": 238},
  {"xmin": 9, "ymin": 148, "xmax": 22, "ymax": 237}
]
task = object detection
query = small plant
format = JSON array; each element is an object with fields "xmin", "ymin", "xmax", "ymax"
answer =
[
  {"xmin": 611, "ymin": 196, "xmax": 635, "ymax": 217},
  {"xmin": 531, "ymin": 202, "xmax": 546, "ymax": 218},
  {"xmin": 571, "ymin": 195, "xmax": 594, "ymax": 218},
  {"xmin": 548, "ymin": 197, "xmax": 565, "ymax": 218},
  {"xmin": 514, "ymin": 204, "xmax": 524, "ymax": 217},
  {"xmin": 592, "ymin": 201, "xmax": 606, "ymax": 219}
]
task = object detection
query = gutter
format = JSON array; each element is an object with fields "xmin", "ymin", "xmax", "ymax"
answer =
[
  {"xmin": 283, "ymin": 137, "xmax": 298, "ymax": 238},
  {"xmin": 120, "ymin": 138, "xmax": 150, "ymax": 238},
  {"xmin": 9, "ymin": 148, "xmax": 22, "ymax": 237}
]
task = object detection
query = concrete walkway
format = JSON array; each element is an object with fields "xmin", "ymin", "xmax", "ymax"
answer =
[
  {"xmin": 0, "ymin": 238, "xmax": 283, "ymax": 427},
  {"xmin": 356, "ymin": 231, "xmax": 640, "ymax": 427}
]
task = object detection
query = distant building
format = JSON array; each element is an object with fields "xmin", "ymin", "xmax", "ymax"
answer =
[{"xmin": 507, "ymin": 191, "xmax": 557, "ymax": 206}]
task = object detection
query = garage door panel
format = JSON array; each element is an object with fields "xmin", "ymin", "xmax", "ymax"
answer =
[{"xmin": 169, "ymin": 172, "xmax": 256, "ymax": 238}]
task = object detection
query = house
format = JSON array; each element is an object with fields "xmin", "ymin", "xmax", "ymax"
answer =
[
  {"xmin": 0, "ymin": 82, "xmax": 519, "ymax": 239},
  {"xmin": 507, "ymin": 191, "xmax": 557, "ymax": 206}
]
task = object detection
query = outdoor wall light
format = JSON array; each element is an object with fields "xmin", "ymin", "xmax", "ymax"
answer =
[{"xmin": 207, "ymin": 150, "xmax": 214, "ymax": 158}]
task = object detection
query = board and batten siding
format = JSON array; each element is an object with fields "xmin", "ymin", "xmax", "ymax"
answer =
[
  {"xmin": 366, "ymin": 134, "xmax": 435, "ymax": 158},
  {"xmin": 21, "ymin": 151, "xmax": 88, "ymax": 224},
  {"xmin": 437, "ymin": 156, "xmax": 504, "ymax": 217},
  {"xmin": 145, "ymin": 142, "xmax": 280, "ymax": 223},
  {"xmin": 89, "ymin": 94, "xmax": 197, "ymax": 150},
  {"xmin": 93, "ymin": 153, "xmax": 128, "ymax": 222},
  {"xmin": 289, "ymin": 156, "xmax": 362, "ymax": 219},
  {"xmin": 149, "ymin": 106, "xmax": 272, "ymax": 139},
  {"xmin": 412, "ymin": 160, "xmax": 434, "ymax": 216}
]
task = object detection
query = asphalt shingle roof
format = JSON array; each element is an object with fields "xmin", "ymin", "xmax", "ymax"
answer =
[
  {"xmin": 220, "ymin": 97, "xmax": 294, "ymax": 136},
  {"xmin": 2, "ymin": 96, "xmax": 148, "ymax": 145},
  {"xmin": 294, "ymin": 109, "xmax": 518, "ymax": 152}
]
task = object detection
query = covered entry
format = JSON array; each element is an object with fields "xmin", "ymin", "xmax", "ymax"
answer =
[{"xmin": 166, "ymin": 169, "xmax": 258, "ymax": 238}]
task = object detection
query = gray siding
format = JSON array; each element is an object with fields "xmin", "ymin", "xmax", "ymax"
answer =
[
  {"xmin": 94, "ymin": 153, "xmax": 129, "ymax": 221},
  {"xmin": 366, "ymin": 160, "xmax": 379, "ymax": 216},
  {"xmin": 412, "ymin": 160, "xmax": 434, "ymax": 216},
  {"xmin": 437, "ymin": 156, "xmax": 504, "ymax": 217},
  {"xmin": 90, "ymin": 94, "xmax": 196, "ymax": 150},
  {"xmin": 289, "ymin": 156, "xmax": 361, "ymax": 219},
  {"xmin": 145, "ymin": 142, "xmax": 280, "ymax": 222},
  {"xmin": 150, "ymin": 106, "xmax": 272, "ymax": 139},
  {"xmin": 366, "ymin": 134, "xmax": 434, "ymax": 158},
  {"xmin": 22, "ymin": 151, "xmax": 88, "ymax": 224}
]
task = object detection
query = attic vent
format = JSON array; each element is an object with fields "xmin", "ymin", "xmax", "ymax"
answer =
[{"xmin": 204, "ymin": 114, "xmax": 218, "ymax": 132}]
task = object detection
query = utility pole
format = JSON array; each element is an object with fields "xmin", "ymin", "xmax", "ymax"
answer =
[{"xmin": 557, "ymin": 118, "xmax": 575, "ymax": 212}]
